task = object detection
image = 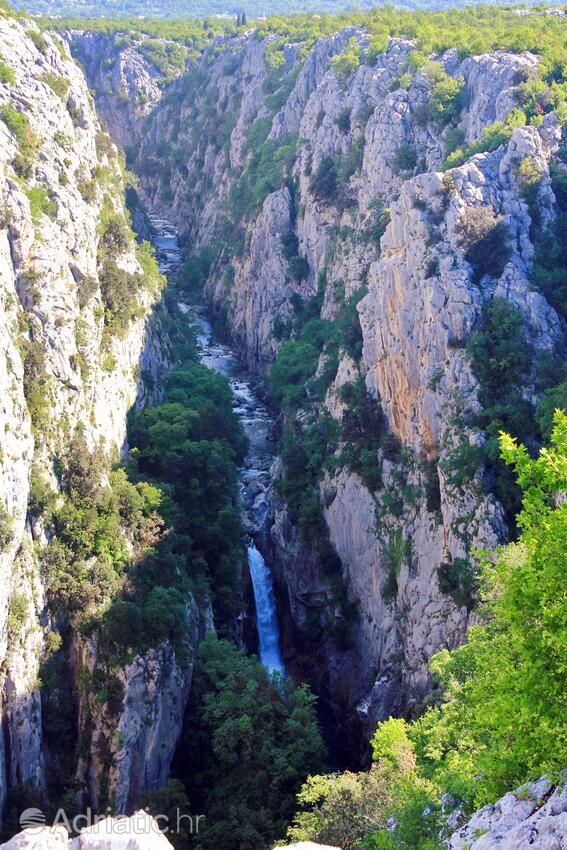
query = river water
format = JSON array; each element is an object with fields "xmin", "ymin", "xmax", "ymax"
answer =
[{"xmin": 149, "ymin": 214, "xmax": 285, "ymax": 676}]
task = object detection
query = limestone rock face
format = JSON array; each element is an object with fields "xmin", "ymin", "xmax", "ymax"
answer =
[
  {"xmin": 65, "ymin": 32, "xmax": 172, "ymax": 148},
  {"xmin": 0, "ymin": 15, "xmax": 176, "ymax": 816},
  {"xmin": 458, "ymin": 51, "xmax": 539, "ymax": 143},
  {"xmin": 448, "ymin": 777, "xmax": 567, "ymax": 850},
  {"xmin": 74, "ymin": 597, "xmax": 209, "ymax": 813},
  {"xmin": 207, "ymin": 187, "xmax": 293, "ymax": 369}
]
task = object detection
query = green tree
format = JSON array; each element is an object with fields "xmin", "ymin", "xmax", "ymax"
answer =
[
  {"xmin": 415, "ymin": 412, "xmax": 567, "ymax": 806},
  {"xmin": 141, "ymin": 780, "xmax": 194, "ymax": 850},
  {"xmin": 330, "ymin": 37, "xmax": 361, "ymax": 82},
  {"xmin": 177, "ymin": 634, "xmax": 325, "ymax": 850}
]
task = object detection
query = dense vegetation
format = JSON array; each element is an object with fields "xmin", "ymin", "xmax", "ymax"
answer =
[
  {"xmin": 288, "ymin": 416, "xmax": 567, "ymax": 849},
  {"xmin": 128, "ymin": 359, "xmax": 248, "ymax": 627},
  {"xmin": 172, "ymin": 634, "xmax": 325, "ymax": 850}
]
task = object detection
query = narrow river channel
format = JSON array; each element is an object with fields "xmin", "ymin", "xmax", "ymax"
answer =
[{"xmin": 149, "ymin": 213, "xmax": 285, "ymax": 675}]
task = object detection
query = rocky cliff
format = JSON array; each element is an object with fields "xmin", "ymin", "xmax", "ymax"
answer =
[
  {"xmin": 448, "ymin": 775, "xmax": 567, "ymax": 850},
  {"xmin": 65, "ymin": 31, "xmax": 171, "ymax": 152},
  {"xmin": 71, "ymin": 21, "xmax": 567, "ymax": 759},
  {"xmin": 0, "ymin": 12, "xmax": 206, "ymax": 819}
]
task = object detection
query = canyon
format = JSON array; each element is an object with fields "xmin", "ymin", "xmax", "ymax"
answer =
[
  {"xmin": 0, "ymin": 4, "xmax": 565, "ymax": 845},
  {"xmin": 68, "ymin": 19, "xmax": 565, "ymax": 756}
]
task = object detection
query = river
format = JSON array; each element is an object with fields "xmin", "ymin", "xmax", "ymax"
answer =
[{"xmin": 149, "ymin": 214, "xmax": 285, "ymax": 676}]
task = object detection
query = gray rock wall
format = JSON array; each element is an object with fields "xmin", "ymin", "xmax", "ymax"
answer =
[{"xmin": 0, "ymin": 15, "xmax": 191, "ymax": 815}]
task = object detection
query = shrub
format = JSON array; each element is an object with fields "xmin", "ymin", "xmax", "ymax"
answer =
[
  {"xmin": 0, "ymin": 104, "xmax": 40, "ymax": 175},
  {"xmin": 281, "ymin": 232, "xmax": 309, "ymax": 280},
  {"xmin": 466, "ymin": 298, "xmax": 531, "ymax": 519},
  {"xmin": 339, "ymin": 377, "xmax": 386, "ymax": 492},
  {"xmin": 336, "ymin": 107, "xmax": 351, "ymax": 133},
  {"xmin": 61, "ymin": 432, "xmax": 107, "ymax": 500},
  {"xmin": 179, "ymin": 634, "xmax": 325, "ymax": 850},
  {"xmin": 227, "ymin": 134, "xmax": 297, "ymax": 221},
  {"xmin": 0, "ymin": 56, "xmax": 15, "ymax": 84},
  {"xmin": 40, "ymin": 73, "xmax": 70, "ymax": 99},
  {"xmin": 309, "ymin": 155, "xmax": 337, "ymax": 201},
  {"xmin": 0, "ymin": 503, "xmax": 13, "ymax": 552},
  {"xmin": 331, "ymin": 37, "xmax": 361, "ymax": 83},
  {"xmin": 516, "ymin": 155, "xmax": 545, "ymax": 237},
  {"xmin": 392, "ymin": 143, "xmax": 417, "ymax": 175},
  {"xmin": 467, "ymin": 299, "xmax": 528, "ymax": 403},
  {"xmin": 437, "ymin": 557, "xmax": 476, "ymax": 609},
  {"xmin": 21, "ymin": 338, "xmax": 52, "ymax": 431},
  {"xmin": 98, "ymin": 260, "xmax": 143, "ymax": 335},
  {"xmin": 335, "ymin": 136, "xmax": 365, "ymax": 183},
  {"xmin": 288, "ymin": 255, "xmax": 309, "ymax": 280},
  {"xmin": 536, "ymin": 381, "xmax": 567, "ymax": 441},
  {"xmin": 178, "ymin": 249, "xmax": 215, "ymax": 297},
  {"xmin": 244, "ymin": 115, "xmax": 272, "ymax": 151},
  {"xmin": 99, "ymin": 213, "xmax": 131, "ymax": 258},
  {"xmin": 24, "ymin": 185, "xmax": 57, "ymax": 224},
  {"xmin": 101, "ymin": 600, "xmax": 143, "ymax": 648},
  {"xmin": 530, "ymin": 164, "xmax": 567, "ymax": 320},
  {"xmin": 142, "ymin": 781, "xmax": 194, "ymax": 850},
  {"xmin": 429, "ymin": 75, "xmax": 465, "ymax": 124},
  {"xmin": 28, "ymin": 466, "xmax": 56, "ymax": 520},
  {"xmin": 458, "ymin": 207, "xmax": 510, "ymax": 283},
  {"xmin": 290, "ymin": 718, "xmax": 440, "ymax": 850},
  {"xmin": 77, "ymin": 274, "xmax": 98, "ymax": 309},
  {"xmin": 139, "ymin": 39, "xmax": 188, "ymax": 81},
  {"xmin": 281, "ymin": 231, "xmax": 299, "ymax": 260},
  {"xmin": 141, "ymin": 586, "xmax": 186, "ymax": 644},
  {"xmin": 269, "ymin": 339, "xmax": 321, "ymax": 409},
  {"xmin": 278, "ymin": 414, "xmax": 340, "ymax": 541},
  {"xmin": 78, "ymin": 179, "xmax": 97, "ymax": 204},
  {"xmin": 441, "ymin": 440, "xmax": 485, "ymax": 488},
  {"xmin": 28, "ymin": 29, "xmax": 49, "ymax": 54},
  {"xmin": 136, "ymin": 240, "xmax": 165, "ymax": 293},
  {"xmin": 367, "ymin": 31, "xmax": 389, "ymax": 65},
  {"xmin": 444, "ymin": 108, "xmax": 527, "ymax": 169},
  {"xmin": 95, "ymin": 131, "xmax": 114, "ymax": 159},
  {"xmin": 7, "ymin": 592, "xmax": 28, "ymax": 637},
  {"xmin": 54, "ymin": 130, "xmax": 72, "ymax": 150}
]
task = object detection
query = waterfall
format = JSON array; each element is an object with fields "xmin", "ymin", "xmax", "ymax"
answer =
[{"xmin": 247, "ymin": 544, "xmax": 285, "ymax": 675}]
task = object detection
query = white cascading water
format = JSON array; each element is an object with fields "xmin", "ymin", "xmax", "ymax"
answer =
[
  {"xmin": 247, "ymin": 544, "xmax": 285, "ymax": 675},
  {"xmin": 149, "ymin": 213, "xmax": 285, "ymax": 677}
]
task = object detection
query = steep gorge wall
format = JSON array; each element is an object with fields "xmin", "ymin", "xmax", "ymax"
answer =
[
  {"xmin": 70, "ymin": 25, "xmax": 566, "ymax": 757},
  {"xmin": 0, "ymin": 13, "xmax": 207, "ymax": 817}
]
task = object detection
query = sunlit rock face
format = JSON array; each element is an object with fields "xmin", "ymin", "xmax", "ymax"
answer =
[
  {"xmin": 448, "ymin": 776, "xmax": 567, "ymax": 850},
  {"xmin": 0, "ymin": 15, "xmax": 181, "ymax": 816}
]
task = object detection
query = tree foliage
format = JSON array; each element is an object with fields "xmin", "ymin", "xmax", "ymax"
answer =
[{"xmin": 176, "ymin": 634, "xmax": 325, "ymax": 850}]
